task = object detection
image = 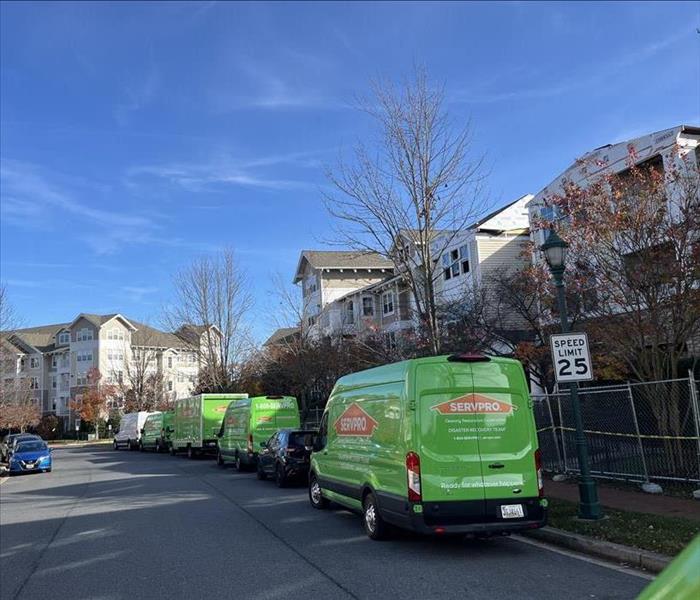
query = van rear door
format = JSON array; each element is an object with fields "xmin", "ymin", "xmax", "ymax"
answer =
[
  {"xmin": 470, "ymin": 360, "xmax": 539, "ymax": 501},
  {"xmin": 415, "ymin": 361, "xmax": 485, "ymax": 503}
]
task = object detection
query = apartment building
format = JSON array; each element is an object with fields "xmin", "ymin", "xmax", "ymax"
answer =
[
  {"xmin": 280, "ymin": 196, "xmax": 532, "ymax": 348},
  {"xmin": 1, "ymin": 313, "xmax": 215, "ymax": 428},
  {"xmin": 527, "ymin": 124, "xmax": 700, "ymax": 247}
]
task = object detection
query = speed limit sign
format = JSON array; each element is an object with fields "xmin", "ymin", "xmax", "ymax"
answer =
[{"xmin": 550, "ymin": 332, "xmax": 594, "ymax": 383}]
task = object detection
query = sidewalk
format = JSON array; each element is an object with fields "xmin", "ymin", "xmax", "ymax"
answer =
[{"xmin": 545, "ymin": 479, "xmax": 700, "ymax": 522}]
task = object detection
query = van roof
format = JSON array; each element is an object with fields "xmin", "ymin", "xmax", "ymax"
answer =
[{"xmin": 334, "ymin": 354, "xmax": 519, "ymax": 392}]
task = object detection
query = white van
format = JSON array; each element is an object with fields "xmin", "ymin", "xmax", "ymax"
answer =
[{"xmin": 113, "ymin": 412, "xmax": 156, "ymax": 451}]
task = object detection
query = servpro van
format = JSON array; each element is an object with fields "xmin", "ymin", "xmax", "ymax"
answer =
[
  {"xmin": 139, "ymin": 411, "xmax": 174, "ymax": 453},
  {"xmin": 172, "ymin": 394, "xmax": 247, "ymax": 459},
  {"xmin": 308, "ymin": 354, "xmax": 547, "ymax": 540},
  {"xmin": 217, "ymin": 396, "xmax": 300, "ymax": 470}
]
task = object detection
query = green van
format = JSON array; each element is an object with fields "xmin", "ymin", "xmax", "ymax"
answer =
[
  {"xmin": 217, "ymin": 396, "xmax": 300, "ymax": 471},
  {"xmin": 138, "ymin": 411, "xmax": 174, "ymax": 453},
  {"xmin": 172, "ymin": 393, "xmax": 248, "ymax": 459},
  {"xmin": 308, "ymin": 353, "xmax": 547, "ymax": 540}
]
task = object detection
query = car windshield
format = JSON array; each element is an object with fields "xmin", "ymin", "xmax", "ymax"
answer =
[
  {"xmin": 288, "ymin": 432, "xmax": 316, "ymax": 448},
  {"xmin": 16, "ymin": 441, "xmax": 47, "ymax": 452},
  {"xmin": 14, "ymin": 436, "xmax": 39, "ymax": 445}
]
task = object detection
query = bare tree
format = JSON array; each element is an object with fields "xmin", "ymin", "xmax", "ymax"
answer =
[
  {"xmin": 324, "ymin": 67, "xmax": 487, "ymax": 354},
  {"xmin": 164, "ymin": 248, "xmax": 253, "ymax": 393},
  {"xmin": 0, "ymin": 286, "xmax": 38, "ymax": 432}
]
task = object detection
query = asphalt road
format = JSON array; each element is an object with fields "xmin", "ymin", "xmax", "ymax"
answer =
[{"xmin": 1, "ymin": 446, "xmax": 651, "ymax": 600}]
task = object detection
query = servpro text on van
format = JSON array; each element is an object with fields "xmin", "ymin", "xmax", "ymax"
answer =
[{"xmin": 308, "ymin": 354, "xmax": 547, "ymax": 539}]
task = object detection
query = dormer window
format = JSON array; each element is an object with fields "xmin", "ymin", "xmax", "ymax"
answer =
[{"xmin": 58, "ymin": 331, "xmax": 70, "ymax": 345}]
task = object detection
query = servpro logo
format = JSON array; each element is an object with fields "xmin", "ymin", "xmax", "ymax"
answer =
[
  {"xmin": 432, "ymin": 394, "xmax": 517, "ymax": 415},
  {"xmin": 334, "ymin": 403, "xmax": 378, "ymax": 436}
]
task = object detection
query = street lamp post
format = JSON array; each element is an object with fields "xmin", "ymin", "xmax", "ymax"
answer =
[{"xmin": 541, "ymin": 230, "xmax": 603, "ymax": 520}]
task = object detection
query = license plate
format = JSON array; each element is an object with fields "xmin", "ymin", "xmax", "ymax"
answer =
[{"xmin": 500, "ymin": 504, "xmax": 524, "ymax": 519}]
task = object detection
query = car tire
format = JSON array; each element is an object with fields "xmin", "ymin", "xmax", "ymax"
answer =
[
  {"xmin": 275, "ymin": 463, "xmax": 287, "ymax": 488},
  {"xmin": 216, "ymin": 450, "xmax": 224, "ymax": 467},
  {"xmin": 256, "ymin": 463, "xmax": 267, "ymax": 480},
  {"xmin": 309, "ymin": 473, "xmax": 329, "ymax": 509},
  {"xmin": 363, "ymin": 492, "xmax": 389, "ymax": 541}
]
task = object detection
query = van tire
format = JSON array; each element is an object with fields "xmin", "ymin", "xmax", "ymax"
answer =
[
  {"xmin": 309, "ymin": 474, "xmax": 329, "ymax": 509},
  {"xmin": 256, "ymin": 463, "xmax": 267, "ymax": 480},
  {"xmin": 275, "ymin": 463, "xmax": 287, "ymax": 488},
  {"xmin": 187, "ymin": 445, "xmax": 194, "ymax": 460},
  {"xmin": 363, "ymin": 492, "xmax": 389, "ymax": 541},
  {"xmin": 216, "ymin": 451, "xmax": 224, "ymax": 467},
  {"xmin": 234, "ymin": 454, "xmax": 242, "ymax": 472}
]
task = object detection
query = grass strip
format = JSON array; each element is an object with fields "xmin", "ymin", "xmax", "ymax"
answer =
[{"xmin": 547, "ymin": 498, "xmax": 699, "ymax": 556}]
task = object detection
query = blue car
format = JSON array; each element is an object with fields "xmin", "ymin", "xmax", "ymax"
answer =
[{"xmin": 8, "ymin": 440, "xmax": 52, "ymax": 474}]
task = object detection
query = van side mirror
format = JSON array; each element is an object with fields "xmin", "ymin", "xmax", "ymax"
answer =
[{"xmin": 313, "ymin": 438, "xmax": 324, "ymax": 452}]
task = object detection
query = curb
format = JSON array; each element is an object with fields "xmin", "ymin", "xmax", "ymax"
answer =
[{"xmin": 525, "ymin": 526, "xmax": 671, "ymax": 574}]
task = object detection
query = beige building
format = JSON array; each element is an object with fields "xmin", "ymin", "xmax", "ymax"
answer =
[
  {"xmin": 278, "ymin": 196, "xmax": 532, "ymax": 349},
  {"xmin": 1, "ymin": 313, "xmax": 214, "ymax": 428}
]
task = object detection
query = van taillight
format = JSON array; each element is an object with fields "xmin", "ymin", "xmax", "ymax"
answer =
[
  {"xmin": 247, "ymin": 434, "xmax": 253, "ymax": 453},
  {"xmin": 406, "ymin": 452, "xmax": 422, "ymax": 502},
  {"xmin": 535, "ymin": 449, "xmax": 544, "ymax": 497}
]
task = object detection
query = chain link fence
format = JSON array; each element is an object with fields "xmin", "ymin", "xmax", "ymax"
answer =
[{"xmin": 533, "ymin": 373, "xmax": 700, "ymax": 487}]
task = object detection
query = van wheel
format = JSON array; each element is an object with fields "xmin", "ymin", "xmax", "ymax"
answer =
[
  {"xmin": 187, "ymin": 445, "xmax": 194, "ymax": 460},
  {"xmin": 363, "ymin": 492, "xmax": 389, "ymax": 541},
  {"xmin": 309, "ymin": 474, "xmax": 329, "ymax": 509},
  {"xmin": 234, "ymin": 454, "xmax": 242, "ymax": 472},
  {"xmin": 275, "ymin": 463, "xmax": 287, "ymax": 488},
  {"xmin": 216, "ymin": 451, "xmax": 224, "ymax": 467},
  {"xmin": 155, "ymin": 441, "xmax": 161, "ymax": 454},
  {"xmin": 256, "ymin": 463, "xmax": 267, "ymax": 480}
]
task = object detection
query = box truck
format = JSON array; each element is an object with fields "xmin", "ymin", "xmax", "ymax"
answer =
[
  {"xmin": 308, "ymin": 353, "xmax": 547, "ymax": 539},
  {"xmin": 217, "ymin": 396, "xmax": 300, "ymax": 471},
  {"xmin": 171, "ymin": 394, "xmax": 247, "ymax": 459}
]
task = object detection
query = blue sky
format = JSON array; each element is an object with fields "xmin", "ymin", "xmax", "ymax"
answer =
[{"xmin": 1, "ymin": 1, "xmax": 698, "ymax": 341}]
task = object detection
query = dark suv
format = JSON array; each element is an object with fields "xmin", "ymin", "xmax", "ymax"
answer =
[{"xmin": 257, "ymin": 429, "xmax": 317, "ymax": 487}]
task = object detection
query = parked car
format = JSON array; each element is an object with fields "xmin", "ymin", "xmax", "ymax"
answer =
[
  {"xmin": 217, "ymin": 395, "xmax": 300, "ymax": 470},
  {"xmin": 308, "ymin": 353, "xmax": 547, "ymax": 540},
  {"xmin": 113, "ymin": 412, "xmax": 157, "ymax": 450},
  {"xmin": 8, "ymin": 439, "xmax": 52, "ymax": 474},
  {"xmin": 256, "ymin": 429, "xmax": 317, "ymax": 487},
  {"xmin": 2, "ymin": 434, "xmax": 42, "ymax": 462}
]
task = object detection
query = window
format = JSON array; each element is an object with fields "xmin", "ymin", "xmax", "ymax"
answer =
[
  {"xmin": 362, "ymin": 296, "xmax": 374, "ymax": 317},
  {"xmin": 77, "ymin": 352, "xmax": 93, "ymax": 363},
  {"xmin": 307, "ymin": 315, "xmax": 316, "ymax": 327},
  {"xmin": 167, "ymin": 356, "xmax": 173, "ymax": 368},
  {"xmin": 462, "ymin": 259, "xmax": 470, "ymax": 274},
  {"xmin": 443, "ymin": 244, "xmax": 469, "ymax": 280},
  {"xmin": 451, "ymin": 262, "xmax": 460, "ymax": 277},
  {"xmin": 52, "ymin": 375, "xmax": 57, "ymax": 389},
  {"xmin": 345, "ymin": 301, "xmax": 354, "ymax": 324},
  {"xmin": 30, "ymin": 357, "xmax": 40, "ymax": 369},
  {"xmin": 107, "ymin": 328, "xmax": 124, "ymax": 341},
  {"xmin": 76, "ymin": 374, "xmax": 87, "ymax": 386},
  {"xmin": 51, "ymin": 355, "xmax": 58, "ymax": 368},
  {"xmin": 188, "ymin": 353, "xmax": 197, "ymax": 365},
  {"xmin": 177, "ymin": 372, "xmax": 185, "ymax": 383},
  {"xmin": 19, "ymin": 357, "xmax": 25, "ymax": 370},
  {"xmin": 107, "ymin": 350, "xmax": 124, "ymax": 362},
  {"xmin": 58, "ymin": 332, "xmax": 70, "ymax": 345},
  {"xmin": 382, "ymin": 292, "xmax": 395, "ymax": 315},
  {"xmin": 167, "ymin": 380, "xmax": 173, "ymax": 392},
  {"xmin": 29, "ymin": 376, "xmax": 39, "ymax": 390},
  {"xmin": 76, "ymin": 328, "xmax": 93, "ymax": 341},
  {"xmin": 383, "ymin": 331, "xmax": 397, "ymax": 351}
]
